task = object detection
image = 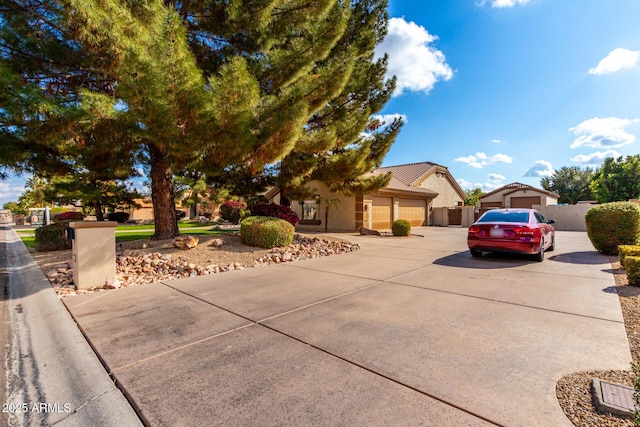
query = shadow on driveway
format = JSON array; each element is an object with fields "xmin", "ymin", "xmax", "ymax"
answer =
[
  {"xmin": 547, "ymin": 251, "xmax": 609, "ymax": 265},
  {"xmin": 433, "ymin": 250, "xmax": 535, "ymax": 269}
]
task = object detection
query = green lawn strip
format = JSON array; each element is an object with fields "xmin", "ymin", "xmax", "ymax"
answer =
[{"xmin": 19, "ymin": 228, "xmax": 235, "ymax": 248}]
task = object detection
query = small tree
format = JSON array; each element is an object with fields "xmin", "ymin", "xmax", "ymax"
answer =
[
  {"xmin": 464, "ymin": 188, "xmax": 483, "ymax": 207},
  {"xmin": 540, "ymin": 166, "xmax": 593, "ymax": 204},
  {"xmin": 590, "ymin": 155, "xmax": 640, "ymax": 203}
]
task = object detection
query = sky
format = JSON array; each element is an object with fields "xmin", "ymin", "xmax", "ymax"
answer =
[
  {"xmin": 375, "ymin": 0, "xmax": 640, "ymax": 192},
  {"xmin": 1, "ymin": 0, "xmax": 640, "ymax": 206}
]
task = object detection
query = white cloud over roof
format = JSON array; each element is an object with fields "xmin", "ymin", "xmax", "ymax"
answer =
[
  {"xmin": 571, "ymin": 150, "xmax": 621, "ymax": 165},
  {"xmin": 454, "ymin": 152, "xmax": 514, "ymax": 168},
  {"xmin": 569, "ymin": 117, "xmax": 639, "ymax": 149},
  {"xmin": 523, "ymin": 160, "xmax": 554, "ymax": 177},
  {"xmin": 457, "ymin": 174, "xmax": 505, "ymax": 192},
  {"xmin": 589, "ymin": 48, "xmax": 640, "ymax": 75},
  {"xmin": 375, "ymin": 18, "xmax": 453, "ymax": 97}
]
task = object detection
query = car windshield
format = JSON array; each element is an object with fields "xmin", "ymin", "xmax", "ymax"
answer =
[{"xmin": 478, "ymin": 211, "xmax": 530, "ymax": 223}]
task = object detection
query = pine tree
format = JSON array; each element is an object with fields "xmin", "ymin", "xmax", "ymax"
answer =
[{"xmin": 275, "ymin": 0, "xmax": 399, "ymax": 201}]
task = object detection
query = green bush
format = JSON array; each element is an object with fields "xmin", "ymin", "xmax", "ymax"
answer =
[
  {"xmin": 585, "ymin": 202, "xmax": 640, "ymax": 255},
  {"xmin": 392, "ymin": 219, "xmax": 411, "ymax": 236},
  {"xmin": 619, "ymin": 245, "xmax": 640, "ymax": 267},
  {"xmin": 35, "ymin": 222, "xmax": 71, "ymax": 251},
  {"xmin": 627, "ymin": 256, "xmax": 640, "ymax": 286},
  {"xmin": 240, "ymin": 216, "xmax": 294, "ymax": 249}
]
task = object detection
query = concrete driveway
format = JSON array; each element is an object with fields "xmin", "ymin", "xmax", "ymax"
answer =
[{"xmin": 63, "ymin": 227, "xmax": 630, "ymax": 426}]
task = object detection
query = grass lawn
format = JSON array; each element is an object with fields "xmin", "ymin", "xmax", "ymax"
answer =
[{"xmin": 19, "ymin": 226, "xmax": 236, "ymax": 249}]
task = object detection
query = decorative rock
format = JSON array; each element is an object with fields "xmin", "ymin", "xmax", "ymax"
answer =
[
  {"xmin": 210, "ymin": 238, "xmax": 224, "ymax": 248},
  {"xmin": 173, "ymin": 236, "xmax": 199, "ymax": 250},
  {"xmin": 358, "ymin": 226, "xmax": 381, "ymax": 236}
]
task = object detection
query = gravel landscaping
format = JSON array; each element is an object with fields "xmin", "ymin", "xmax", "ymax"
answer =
[{"xmin": 556, "ymin": 258, "xmax": 638, "ymax": 426}]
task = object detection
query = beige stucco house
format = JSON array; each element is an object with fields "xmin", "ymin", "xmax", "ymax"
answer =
[
  {"xmin": 266, "ymin": 162, "xmax": 466, "ymax": 232},
  {"xmin": 479, "ymin": 182, "xmax": 559, "ymax": 209}
]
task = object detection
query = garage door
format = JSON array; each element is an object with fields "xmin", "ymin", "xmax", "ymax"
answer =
[
  {"xmin": 510, "ymin": 196, "xmax": 541, "ymax": 209},
  {"xmin": 480, "ymin": 202, "xmax": 502, "ymax": 209},
  {"xmin": 371, "ymin": 196, "xmax": 392, "ymax": 230},
  {"xmin": 398, "ymin": 198, "xmax": 426, "ymax": 227}
]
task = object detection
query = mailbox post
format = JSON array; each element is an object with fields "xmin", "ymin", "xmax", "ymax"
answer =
[{"xmin": 70, "ymin": 221, "xmax": 117, "ymax": 290}]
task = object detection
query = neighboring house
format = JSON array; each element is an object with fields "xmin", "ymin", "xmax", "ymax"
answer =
[
  {"xmin": 479, "ymin": 182, "xmax": 559, "ymax": 209},
  {"xmin": 266, "ymin": 162, "xmax": 466, "ymax": 232}
]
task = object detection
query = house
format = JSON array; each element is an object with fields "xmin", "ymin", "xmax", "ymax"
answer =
[
  {"xmin": 479, "ymin": 182, "xmax": 559, "ymax": 209},
  {"xmin": 266, "ymin": 162, "xmax": 466, "ymax": 232}
]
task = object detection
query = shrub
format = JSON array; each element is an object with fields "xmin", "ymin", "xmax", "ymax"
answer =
[
  {"xmin": 107, "ymin": 211, "xmax": 130, "ymax": 223},
  {"xmin": 619, "ymin": 245, "xmax": 640, "ymax": 267},
  {"xmin": 392, "ymin": 219, "xmax": 411, "ymax": 236},
  {"xmin": 240, "ymin": 216, "xmax": 295, "ymax": 249},
  {"xmin": 35, "ymin": 223, "xmax": 71, "ymax": 251},
  {"xmin": 55, "ymin": 211, "xmax": 84, "ymax": 221},
  {"xmin": 585, "ymin": 202, "xmax": 640, "ymax": 255},
  {"xmin": 220, "ymin": 200, "xmax": 247, "ymax": 223},
  {"xmin": 251, "ymin": 203, "xmax": 300, "ymax": 226},
  {"xmin": 627, "ymin": 256, "xmax": 640, "ymax": 286}
]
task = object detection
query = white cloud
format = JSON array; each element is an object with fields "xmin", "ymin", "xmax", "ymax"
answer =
[
  {"xmin": 0, "ymin": 179, "xmax": 27, "ymax": 206},
  {"xmin": 370, "ymin": 113, "xmax": 408, "ymax": 126},
  {"xmin": 491, "ymin": 139, "xmax": 502, "ymax": 143},
  {"xmin": 569, "ymin": 117, "xmax": 639, "ymax": 149},
  {"xmin": 523, "ymin": 160, "xmax": 553, "ymax": 177},
  {"xmin": 375, "ymin": 18, "xmax": 453, "ymax": 96},
  {"xmin": 589, "ymin": 48, "xmax": 640, "ymax": 75},
  {"xmin": 454, "ymin": 152, "xmax": 514, "ymax": 168},
  {"xmin": 457, "ymin": 175, "xmax": 504, "ymax": 192},
  {"xmin": 477, "ymin": 0, "xmax": 532, "ymax": 7},
  {"xmin": 571, "ymin": 150, "xmax": 621, "ymax": 165}
]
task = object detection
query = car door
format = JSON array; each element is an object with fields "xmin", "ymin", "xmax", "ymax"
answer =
[{"xmin": 534, "ymin": 211, "xmax": 552, "ymax": 246}]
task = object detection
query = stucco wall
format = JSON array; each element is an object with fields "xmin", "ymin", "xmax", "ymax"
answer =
[
  {"xmin": 419, "ymin": 173, "xmax": 463, "ymax": 207},
  {"xmin": 288, "ymin": 181, "xmax": 357, "ymax": 232},
  {"xmin": 532, "ymin": 204, "xmax": 595, "ymax": 231}
]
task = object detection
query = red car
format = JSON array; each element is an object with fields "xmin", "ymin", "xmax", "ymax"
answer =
[{"xmin": 467, "ymin": 208, "xmax": 555, "ymax": 262}]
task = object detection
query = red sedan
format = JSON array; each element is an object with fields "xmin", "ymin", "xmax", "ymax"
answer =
[{"xmin": 467, "ymin": 208, "xmax": 556, "ymax": 262}]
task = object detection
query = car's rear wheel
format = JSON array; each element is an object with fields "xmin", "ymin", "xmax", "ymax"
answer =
[
  {"xmin": 470, "ymin": 249, "xmax": 482, "ymax": 257},
  {"xmin": 533, "ymin": 238, "xmax": 545, "ymax": 262},
  {"xmin": 547, "ymin": 233, "xmax": 555, "ymax": 252}
]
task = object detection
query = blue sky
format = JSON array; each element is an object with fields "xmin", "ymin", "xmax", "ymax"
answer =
[
  {"xmin": 376, "ymin": 0, "xmax": 640, "ymax": 191},
  {"xmin": 1, "ymin": 0, "xmax": 639, "ymax": 206}
]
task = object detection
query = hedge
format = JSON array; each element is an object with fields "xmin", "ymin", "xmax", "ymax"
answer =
[
  {"xmin": 392, "ymin": 219, "xmax": 411, "ymax": 236},
  {"xmin": 626, "ymin": 256, "xmax": 640, "ymax": 286},
  {"xmin": 619, "ymin": 245, "xmax": 640, "ymax": 267},
  {"xmin": 585, "ymin": 202, "xmax": 640, "ymax": 255},
  {"xmin": 240, "ymin": 216, "xmax": 294, "ymax": 249}
]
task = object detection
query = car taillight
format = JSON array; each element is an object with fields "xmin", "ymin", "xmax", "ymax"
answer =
[
  {"xmin": 468, "ymin": 225, "xmax": 481, "ymax": 236},
  {"xmin": 514, "ymin": 227, "xmax": 535, "ymax": 237}
]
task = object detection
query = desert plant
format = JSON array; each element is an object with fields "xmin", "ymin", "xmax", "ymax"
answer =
[
  {"xmin": 585, "ymin": 202, "xmax": 640, "ymax": 255},
  {"xmin": 35, "ymin": 223, "xmax": 71, "ymax": 251},
  {"xmin": 219, "ymin": 200, "xmax": 247, "ymax": 223},
  {"xmin": 627, "ymin": 256, "xmax": 640, "ymax": 286},
  {"xmin": 619, "ymin": 245, "xmax": 640, "ymax": 267},
  {"xmin": 392, "ymin": 219, "xmax": 411, "ymax": 236},
  {"xmin": 54, "ymin": 211, "xmax": 84, "ymax": 221},
  {"xmin": 107, "ymin": 211, "xmax": 130, "ymax": 223},
  {"xmin": 240, "ymin": 216, "xmax": 294, "ymax": 249},
  {"xmin": 251, "ymin": 203, "xmax": 300, "ymax": 226}
]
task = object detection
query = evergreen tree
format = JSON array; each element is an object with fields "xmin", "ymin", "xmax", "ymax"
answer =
[
  {"xmin": 275, "ymin": 0, "xmax": 398, "ymax": 201},
  {"xmin": 540, "ymin": 166, "xmax": 593, "ymax": 204},
  {"xmin": 2, "ymin": 0, "xmax": 361, "ymax": 238}
]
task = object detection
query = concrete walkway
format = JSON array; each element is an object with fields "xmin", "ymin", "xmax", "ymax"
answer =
[
  {"xmin": 0, "ymin": 213, "xmax": 142, "ymax": 426},
  {"xmin": 59, "ymin": 227, "xmax": 630, "ymax": 426}
]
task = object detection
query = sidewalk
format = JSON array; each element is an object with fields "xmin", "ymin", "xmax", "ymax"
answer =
[{"xmin": 0, "ymin": 213, "xmax": 141, "ymax": 427}]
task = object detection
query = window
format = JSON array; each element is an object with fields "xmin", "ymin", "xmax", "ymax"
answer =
[{"xmin": 301, "ymin": 200, "xmax": 318, "ymax": 221}]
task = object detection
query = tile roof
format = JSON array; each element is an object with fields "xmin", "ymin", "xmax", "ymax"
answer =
[
  {"xmin": 480, "ymin": 182, "xmax": 560, "ymax": 198},
  {"xmin": 376, "ymin": 175, "xmax": 438, "ymax": 197},
  {"xmin": 375, "ymin": 162, "xmax": 439, "ymax": 186}
]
